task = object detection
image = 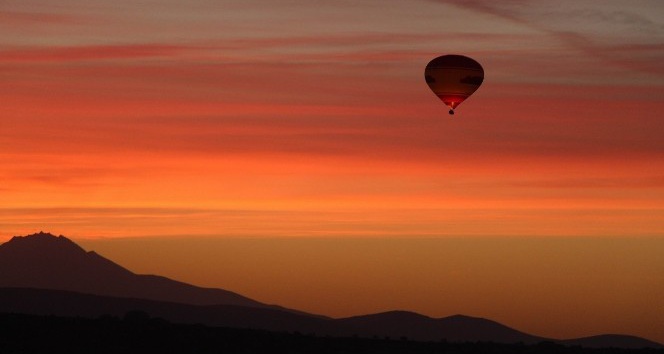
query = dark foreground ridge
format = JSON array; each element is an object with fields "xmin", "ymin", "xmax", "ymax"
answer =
[
  {"xmin": 1, "ymin": 232, "xmax": 662, "ymax": 349},
  {"xmin": 1, "ymin": 312, "xmax": 662, "ymax": 354}
]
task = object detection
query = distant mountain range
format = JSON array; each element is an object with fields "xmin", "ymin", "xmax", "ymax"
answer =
[{"xmin": 1, "ymin": 232, "xmax": 661, "ymax": 349}]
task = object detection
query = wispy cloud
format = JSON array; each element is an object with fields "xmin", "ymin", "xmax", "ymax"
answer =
[
  {"xmin": 0, "ymin": 44, "xmax": 188, "ymax": 62},
  {"xmin": 0, "ymin": 32, "xmax": 521, "ymax": 65},
  {"xmin": 437, "ymin": 0, "xmax": 664, "ymax": 76},
  {"xmin": 0, "ymin": 10, "xmax": 82, "ymax": 25}
]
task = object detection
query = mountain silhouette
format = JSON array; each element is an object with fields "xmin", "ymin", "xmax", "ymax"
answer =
[
  {"xmin": 0, "ymin": 287, "xmax": 343, "ymax": 335},
  {"xmin": 1, "ymin": 232, "xmax": 661, "ymax": 349},
  {"xmin": 560, "ymin": 334, "xmax": 664, "ymax": 350},
  {"xmin": 0, "ymin": 232, "xmax": 305, "ymax": 314},
  {"xmin": 338, "ymin": 311, "xmax": 546, "ymax": 343},
  {"xmin": 0, "ymin": 286, "xmax": 541, "ymax": 343}
]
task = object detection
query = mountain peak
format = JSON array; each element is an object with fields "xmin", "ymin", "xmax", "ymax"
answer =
[
  {"xmin": 18, "ymin": 231, "xmax": 60, "ymax": 239},
  {"xmin": 28, "ymin": 231, "xmax": 57, "ymax": 237},
  {"xmin": 3, "ymin": 231, "xmax": 86, "ymax": 254},
  {"xmin": 11, "ymin": 231, "xmax": 68, "ymax": 242},
  {"xmin": 0, "ymin": 232, "xmax": 273, "ymax": 309},
  {"xmin": 0, "ymin": 232, "xmax": 133, "ymax": 293}
]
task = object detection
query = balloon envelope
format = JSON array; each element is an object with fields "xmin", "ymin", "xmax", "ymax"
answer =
[{"xmin": 424, "ymin": 55, "xmax": 484, "ymax": 113}]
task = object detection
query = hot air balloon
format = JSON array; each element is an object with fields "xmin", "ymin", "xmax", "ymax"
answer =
[{"xmin": 424, "ymin": 54, "xmax": 484, "ymax": 115}]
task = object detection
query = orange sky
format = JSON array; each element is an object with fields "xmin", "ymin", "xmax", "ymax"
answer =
[{"xmin": 1, "ymin": 0, "xmax": 663, "ymax": 344}]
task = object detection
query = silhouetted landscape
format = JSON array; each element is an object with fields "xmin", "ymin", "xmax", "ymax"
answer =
[
  {"xmin": 3, "ymin": 312, "xmax": 663, "ymax": 354},
  {"xmin": 1, "ymin": 232, "xmax": 662, "ymax": 353}
]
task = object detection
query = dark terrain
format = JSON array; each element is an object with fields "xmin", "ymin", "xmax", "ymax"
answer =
[
  {"xmin": 2, "ymin": 312, "xmax": 663, "ymax": 354},
  {"xmin": 1, "ymin": 232, "xmax": 662, "ymax": 351}
]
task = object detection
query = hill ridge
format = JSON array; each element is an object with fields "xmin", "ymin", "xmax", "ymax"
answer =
[
  {"xmin": 0, "ymin": 232, "xmax": 661, "ymax": 349},
  {"xmin": 0, "ymin": 232, "xmax": 279, "ymax": 309}
]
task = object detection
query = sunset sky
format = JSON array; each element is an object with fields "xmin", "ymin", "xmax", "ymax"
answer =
[{"xmin": 2, "ymin": 0, "xmax": 663, "ymax": 344}]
